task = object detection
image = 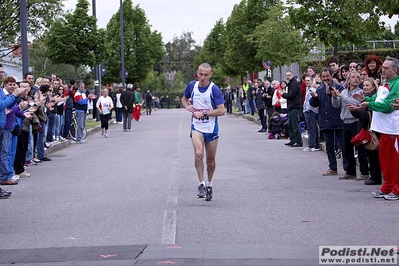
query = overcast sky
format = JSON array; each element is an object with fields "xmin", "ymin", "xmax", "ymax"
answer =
[
  {"xmin": 63, "ymin": 0, "xmax": 399, "ymax": 45},
  {"xmin": 63, "ymin": 0, "xmax": 240, "ymax": 45}
]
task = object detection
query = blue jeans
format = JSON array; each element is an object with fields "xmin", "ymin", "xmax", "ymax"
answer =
[
  {"xmin": 7, "ymin": 133, "xmax": 18, "ymax": 178},
  {"xmin": 37, "ymin": 122, "xmax": 46, "ymax": 159},
  {"xmin": 63, "ymin": 109, "xmax": 72, "ymax": 138},
  {"xmin": 249, "ymin": 99, "xmax": 256, "ymax": 115},
  {"xmin": 76, "ymin": 111, "xmax": 86, "ymax": 141},
  {"xmin": 236, "ymin": 98, "xmax": 242, "ymax": 111},
  {"xmin": 323, "ymin": 129, "xmax": 344, "ymax": 171},
  {"xmin": 53, "ymin": 114, "xmax": 61, "ymax": 139},
  {"xmin": 46, "ymin": 112, "xmax": 55, "ymax": 142},
  {"xmin": 245, "ymin": 98, "xmax": 250, "ymax": 114},
  {"xmin": 304, "ymin": 111, "xmax": 320, "ymax": 149},
  {"xmin": 0, "ymin": 129, "xmax": 11, "ymax": 181},
  {"xmin": 25, "ymin": 126, "xmax": 33, "ymax": 162},
  {"xmin": 60, "ymin": 113, "xmax": 65, "ymax": 136},
  {"xmin": 116, "ymin": 107, "xmax": 123, "ymax": 121}
]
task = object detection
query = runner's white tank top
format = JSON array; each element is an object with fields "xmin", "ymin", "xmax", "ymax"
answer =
[{"xmin": 192, "ymin": 81, "xmax": 217, "ymax": 133}]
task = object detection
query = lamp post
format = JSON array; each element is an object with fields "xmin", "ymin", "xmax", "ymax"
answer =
[
  {"xmin": 120, "ymin": 0, "xmax": 126, "ymax": 89},
  {"xmin": 20, "ymin": 0, "xmax": 29, "ymax": 75},
  {"xmin": 92, "ymin": 0, "xmax": 100, "ymax": 121}
]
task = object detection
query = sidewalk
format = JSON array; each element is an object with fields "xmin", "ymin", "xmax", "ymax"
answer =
[{"xmin": 232, "ymin": 110, "xmax": 327, "ymax": 152}]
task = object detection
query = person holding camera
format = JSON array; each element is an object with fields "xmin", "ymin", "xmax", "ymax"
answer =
[{"xmin": 309, "ymin": 68, "xmax": 345, "ymax": 176}]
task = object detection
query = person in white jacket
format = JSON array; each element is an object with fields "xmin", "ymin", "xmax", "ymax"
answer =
[{"xmin": 96, "ymin": 89, "xmax": 114, "ymax": 138}]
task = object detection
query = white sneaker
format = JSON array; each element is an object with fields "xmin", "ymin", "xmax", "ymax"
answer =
[
  {"xmin": 12, "ymin": 175, "xmax": 20, "ymax": 181},
  {"xmin": 20, "ymin": 171, "xmax": 31, "ymax": 178},
  {"xmin": 104, "ymin": 134, "xmax": 108, "ymax": 138},
  {"xmin": 303, "ymin": 147, "xmax": 312, "ymax": 152}
]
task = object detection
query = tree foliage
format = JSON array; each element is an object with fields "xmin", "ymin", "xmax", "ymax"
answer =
[
  {"xmin": 29, "ymin": 38, "xmax": 90, "ymax": 81},
  {"xmin": 44, "ymin": 0, "xmax": 104, "ymax": 78},
  {"xmin": 288, "ymin": 0, "xmax": 383, "ymax": 56},
  {"xmin": 0, "ymin": 0, "xmax": 63, "ymax": 58},
  {"xmin": 103, "ymin": 0, "xmax": 164, "ymax": 85},
  {"xmin": 224, "ymin": 0, "xmax": 281, "ymax": 76},
  {"xmin": 163, "ymin": 32, "xmax": 200, "ymax": 84},
  {"xmin": 252, "ymin": 4, "xmax": 309, "ymax": 67},
  {"xmin": 195, "ymin": 19, "xmax": 228, "ymax": 87},
  {"xmin": 372, "ymin": 0, "xmax": 399, "ymax": 18}
]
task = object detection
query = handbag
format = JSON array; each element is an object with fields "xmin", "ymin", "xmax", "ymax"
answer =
[
  {"xmin": 351, "ymin": 128, "xmax": 371, "ymax": 145},
  {"xmin": 364, "ymin": 130, "xmax": 379, "ymax": 151},
  {"xmin": 32, "ymin": 122, "xmax": 42, "ymax": 134}
]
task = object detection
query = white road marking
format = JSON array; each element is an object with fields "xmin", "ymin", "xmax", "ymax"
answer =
[{"xmin": 161, "ymin": 119, "xmax": 184, "ymax": 244}]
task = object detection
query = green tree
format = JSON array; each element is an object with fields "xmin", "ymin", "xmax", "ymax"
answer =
[
  {"xmin": 373, "ymin": 0, "xmax": 399, "ymax": 18},
  {"xmin": 0, "ymin": 0, "xmax": 63, "ymax": 58},
  {"xmin": 252, "ymin": 4, "xmax": 309, "ymax": 67},
  {"xmin": 29, "ymin": 38, "xmax": 89, "ymax": 81},
  {"xmin": 142, "ymin": 70, "xmax": 161, "ymax": 93},
  {"xmin": 195, "ymin": 19, "xmax": 228, "ymax": 87},
  {"xmin": 170, "ymin": 71, "xmax": 185, "ymax": 96},
  {"xmin": 224, "ymin": 0, "xmax": 280, "ymax": 77},
  {"xmin": 44, "ymin": 0, "xmax": 104, "ymax": 78},
  {"xmin": 163, "ymin": 32, "xmax": 200, "ymax": 84},
  {"xmin": 288, "ymin": 0, "xmax": 382, "ymax": 56},
  {"xmin": 103, "ymin": 0, "xmax": 164, "ymax": 85}
]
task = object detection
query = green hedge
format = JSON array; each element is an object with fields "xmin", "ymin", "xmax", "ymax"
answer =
[{"xmin": 302, "ymin": 48, "xmax": 399, "ymax": 73}]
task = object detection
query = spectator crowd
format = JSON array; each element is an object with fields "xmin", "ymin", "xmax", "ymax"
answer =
[
  {"xmin": 1, "ymin": 54, "xmax": 399, "ymax": 202},
  {"xmin": 231, "ymin": 55, "xmax": 399, "ymax": 201}
]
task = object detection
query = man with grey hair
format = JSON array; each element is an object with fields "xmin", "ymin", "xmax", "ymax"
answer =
[
  {"xmin": 281, "ymin": 70, "xmax": 303, "ymax": 147},
  {"xmin": 120, "ymin": 84, "xmax": 134, "ymax": 131},
  {"xmin": 352, "ymin": 56, "xmax": 399, "ymax": 200},
  {"xmin": 73, "ymin": 82, "xmax": 96, "ymax": 143},
  {"xmin": 223, "ymin": 86, "xmax": 234, "ymax": 114}
]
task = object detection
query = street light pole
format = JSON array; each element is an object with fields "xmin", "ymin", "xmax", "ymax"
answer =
[
  {"xmin": 120, "ymin": 0, "xmax": 126, "ymax": 89},
  {"xmin": 20, "ymin": 0, "xmax": 29, "ymax": 75},
  {"xmin": 92, "ymin": 0, "xmax": 100, "ymax": 121}
]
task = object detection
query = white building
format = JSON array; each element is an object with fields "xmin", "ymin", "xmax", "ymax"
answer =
[{"xmin": 0, "ymin": 45, "xmax": 24, "ymax": 81}]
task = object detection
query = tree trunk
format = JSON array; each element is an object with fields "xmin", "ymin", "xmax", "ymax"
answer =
[
  {"xmin": 333, "ymin": 42, "xmax": 339, "ymax": 57},
  {"xmin": 74, "ymin": 64, "xmax": 78, "ymax": 79}
]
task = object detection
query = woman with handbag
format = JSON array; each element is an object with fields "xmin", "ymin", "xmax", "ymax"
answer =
[{"xmin": 349, "ymin": 78, "xmax": 382, "ymax": 185}]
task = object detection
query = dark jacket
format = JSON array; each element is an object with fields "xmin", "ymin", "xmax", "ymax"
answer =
[
  {"xmin": 263, "ymin": 85, "xmax": 275, "ymax": 107},
  {"xmin": 268, "ymin": 114, "xmax": 284, "ymax": 134},
  {"xmin": 224, "ymin": 91, "xmax": 234, "ymax": 103},
  {"xmin": 120, "ymin": 88, "xmax": 135, "ymax": 113},
  {"xmin": 248, "ymin": 86, "xmax": 255, "ymax": 100},
  {"xmin": 64, "ymin": 87, "xmax": 75, "ymax": 110},
  {"xmin": 282, "ymin": 78, "xmax": 302, "ymax": 111},
  {"xmin": 145, "ymin": 93, "xmax": 153, "ymax": 103},
  {"xmin": 255, "ymin": 87, "xmax": 266, "ymax": 109},
  {"xmin": 309, "ymin": 81, "xmax": 344, "ymax": 130}
]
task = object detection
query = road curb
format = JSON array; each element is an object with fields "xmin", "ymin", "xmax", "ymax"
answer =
[{"xmin": 45, "ymin": 124, "xmax": 102, "ymax": 155}]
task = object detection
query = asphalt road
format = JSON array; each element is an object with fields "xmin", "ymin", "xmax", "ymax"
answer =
[{"xmin": 1, "ymin": 108, "xmax": 397, "ymax": 265}]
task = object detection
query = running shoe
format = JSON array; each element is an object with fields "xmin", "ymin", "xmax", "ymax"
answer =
[
  {"xmin": 206, "ymin": 186, "xmax": 213, "ymax": 201},
  {"xmin": 197, "ymin": 184, "xmax": 206, "ymax": 198}
]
